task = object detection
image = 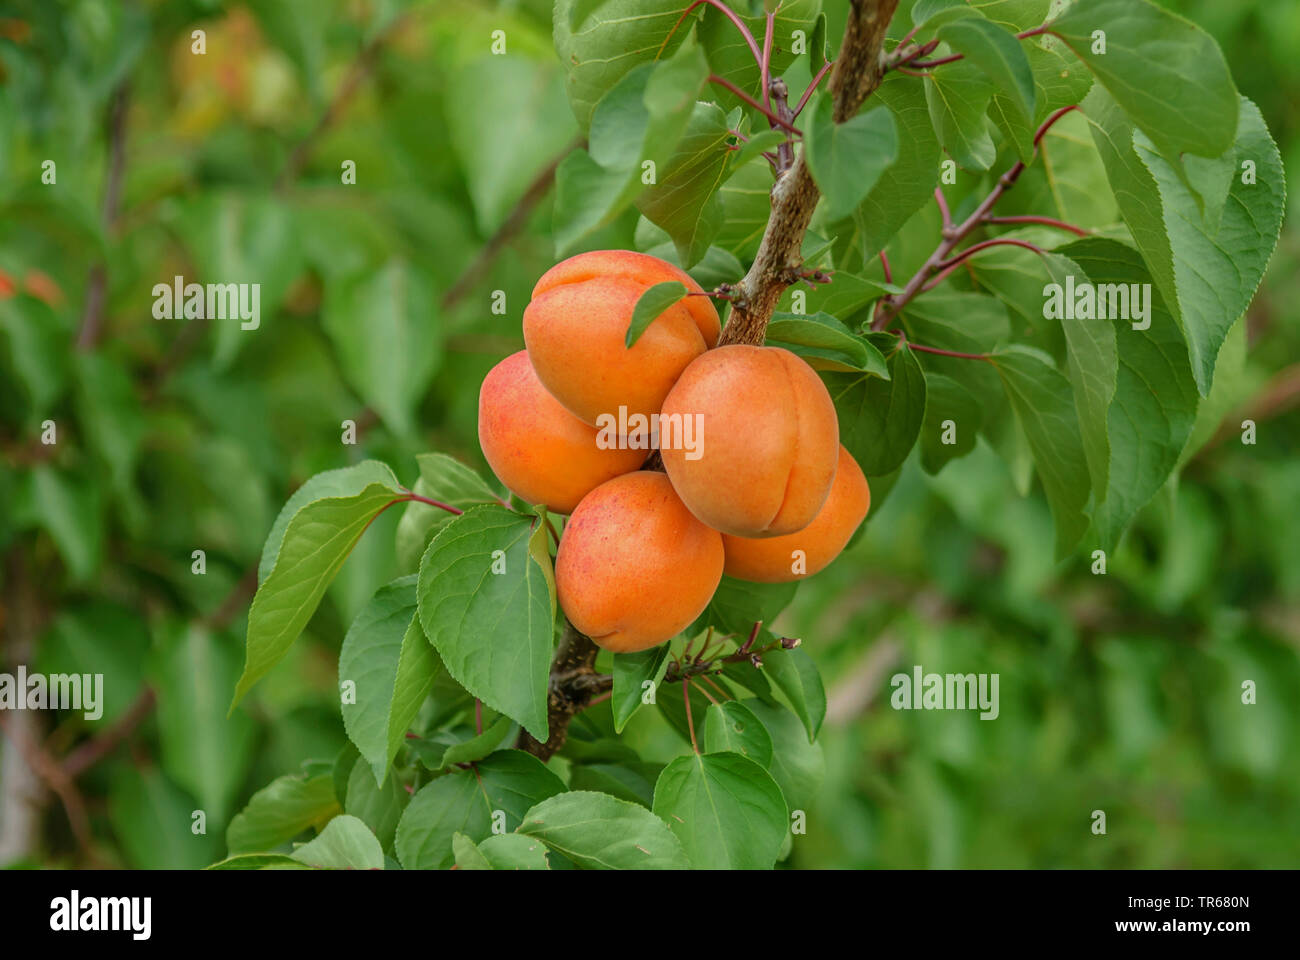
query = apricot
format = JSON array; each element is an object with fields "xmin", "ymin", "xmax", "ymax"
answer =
[
  {"xmin": 522, "ymin": 250, "xmax": 720, "ymax": 433},
  {"xmin": 478, "ymin": 351, "xmax": 645, "ymax": 514},
  {"xmin": 659, "ymin": 345, "xmax": 840, "ymax": 538},
  {"xmin": 722, "ymin": 445, "xmax": 870, "ymax": 582},
  {"xmin": 556, "ymin": 471, "xmax": 723, "ymax": 653}
]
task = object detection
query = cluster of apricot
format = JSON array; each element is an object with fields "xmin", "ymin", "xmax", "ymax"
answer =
[{"xmin": 477, "ymin": 251, "xmax": 870, "ymax": 654}]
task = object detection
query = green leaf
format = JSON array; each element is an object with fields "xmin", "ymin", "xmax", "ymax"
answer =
[
  {"xmin": 518, "ymin": 791, "xmax": 690, "ymax": 869},
  {"xmin": 344, "ymin": 762, "xmax": 407, "ymax": 851},
  {"xmin": 626, "ymin": 281, "xmax": 689, "ymax": 347},
  {"xmin": 554, "ymin": 0, "xmax": 701, "ymax": 132},
  {"xmin": 0, "ymin": 294, "xmax": 68, "ymax": 413},
  {"xmin": 990, "ymin": 39, "xmax": 1094, "ymax": 161},
  {"xmin": 1043, "ymin": 252, "xmax": 1117, "ymax": 503},
  {"xmin": 36, "ymin": 603, "xmax": 146, "ymax": 725},
  {"xmin": 849, "ymin": 71, "xmax": 941, "ymax": 261},
  {"xmin": 256, "ymin": 460, "xmax": 403, "ymax": 585},
  {"xmin": 453, "ymin": 832, "xmax": 551, "ymax": 870},
  {"xmin": 568, "ymin": 762, "xmax": 663, "ymax": 809},
  {"xmin": 697, "ymin": 0, "xmax": 821, "ymax": 112},
  {"xmin": 173, "ymin": 191, "xmax": 303, "ymax": 369},
  {"xmin": 72, "ymin": 351, "xmax": 144, "ymax": 499},
  {"xmin": 437, "ymin": 715, "xmax": 515, "ymax": 769},
  {"xmin": 823, "ymin": 336, "xmax": 926, "ymax": 476},
  {"xmin": 445, "ymin": 56, "xmax": 579, "ymax": 234},
  {"xmin": 416, "ymin": 506, "xmax": 555, "ymax": 741},
  {"xmin": 235, "ymin": 462, "xmax": 404, "ymax": 709},
  {"xmin": 109, "ymin": 767, "xmax": 219, "ymax": 869},
  {"xmin": 322, "ymin": 260, "xmax": 441, "ymax": 438},
  {"xmin": 611, "ymin": 645, "xmax": 671, "ymax": 733},
  {"xmin": 154, "ymin": 624, "xmax": 255, "ymax": 823},
  {"xmin": 920, "ymin": 373, "xmax": 984, "ymax": 474},
  {"xmin": 1057, "ymin": 238, "xmax": 1200, "ymax": 550},
  {"xmin": 207, "ymin": 853, "xmax": 310, "ymax": 870},
  {"xmin": 652, "ymin": 752, "xmax": 787, "ymax": 869},
  {"xmin": 938, "ymin": 17, "xmax": 1035, "ymax": 138},
  {"xmin": 637, "ymin": 102, "xmax": 734, "ymax": 268},
  {"xmin": 1050, "ymin": 0, "xmax": 1238, "ymax": 161},
  {"xmin": 744, "ymin": 699, "xmax": 825, "ymax": 813},
  {"xmin": 763, "ymin": 646, "xmax": 826, "ymax": 741},
  {"xmin": 394, "ymin": 750, "xmax": 566, "ymax": 869},
  {"xmin": 765, "ymin": 312, "xmax": 890, "ymax": 375},
  {"xmin": 553, "ymin": 33, "xmax": 709, "ymax": 254},
  {"xmin": 24, "ymin": 465, "xmax": 103, "ymax": 583},
  {"xmin": 911, "ymin": 0, "xmax": 976, "ymax": 29},
  {"xmin": 989, "ymin": 346, "xmax": 1091, "ymax": 555},
  {"xmin": 1085, "ymin": 89, "xmax": 1285, "ymax": 394},
  {"xmin": 289, "ymin": 815, "xmax": 384, "ymax": 870},
  {"xmin": 693, "ymin": 576, "xmax": 798, "ymax": 636},
  {"xmin": 733, "ymin": 128, "xmax": 787, "ymax": 169},
  {"xmin": 704, "ymin": 700, "xmax": 773, "ymax": 767},
  {"xmin": 925, "ymin": 61, "xmax": 996, "ymax": 171},
  {"xmin": 804, "ymin": 97, "xmax": 899, "ymax": 221},
  {"xmin": 338, "ymin": 576, "xmax": 439, "ymax": 784},
  {"xmin": 226, "ymin": 772, "xmax": 339, "ymax": 855},
  {"xmin": 395, "ymin": 454, "xmax": 503, "ymax": 574}
]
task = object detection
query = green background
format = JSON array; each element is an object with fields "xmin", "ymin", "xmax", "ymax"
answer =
[{"xmin": 0, "ymin": 0, "xmax": 1296, "ymax": 869}]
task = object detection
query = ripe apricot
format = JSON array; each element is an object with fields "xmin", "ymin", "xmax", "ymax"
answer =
[
  {"xmin": 478, "ymin": 351, "xmax": 645, "ymax": 514},
  {"xmin": 522, "ymin": 250, "xmax": 720, "ymax": 432},
  {"xmin": 659, "ymin": 345, "xmax": 840, "ymax": 538},
  {"xmin": 556, "ymin": 471, "xmax": 723, "ymax": 653},
  {"xmin": 722, "ymin": 445, "xmax": 870, "ymax": 582}
]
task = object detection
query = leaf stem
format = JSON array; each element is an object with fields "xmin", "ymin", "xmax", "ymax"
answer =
[
  {"xmin": 983, "ymin": 215, "xmax": 1089, "ymax": 236},
  {"xmin": 708, "ymin": 74, "xmax": 803, "ymax": 135},
  {"xmin": 658, "ymin": 0, "xmax": 764, "ymax": 71},
  {"xmin": 683, "ymin": 679, "xmax": 700, "ymax": 754},
  {"xmin": 401, "ymin": 492, "xmax": 464, "ymax": 515}
]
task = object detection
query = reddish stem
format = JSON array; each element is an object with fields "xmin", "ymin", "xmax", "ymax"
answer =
[
  {"xmin": 708, "ymin": 74, "xmax": 803, "ymax": 135},
  {"xmin": 984, "ymin": 215, "xmax": 1089, "ymax": 237},
  {"xmin": 683, "ymin": 678, "xmax": 700, "ymax": 754},
  {"xmin": 659, "ymin": 0, "xmax": 763, "ymax": 71},
  {"xmin": 761, "ymin": 11, "xmax": 775, "ymax": 110},
  {"xmin": 936, "ymin": 237, "xmax": 1046, "ymax": 271},
  {"xmin": 909, "ymin": 24, "xmax": 1057, "ymax": 69},
  {"xmin": 793, "ymin": 58, "xmax": 835, "ymax": 119},
  {"xmin": 935, "ymin": 186, "xmax": 953, "ymax": 229},
  {"xmin": 402, "ymin": 492, "xmax": 464, "ymax": 515},
  {"xmin": 878, "ymin": 250, "xmax": 893, "ymax": 284}
]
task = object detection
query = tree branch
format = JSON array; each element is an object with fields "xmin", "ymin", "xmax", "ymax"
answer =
[
  {"xmin": 718, "ymin": 0, "xmax": 900, "ymax": 347},
  {"xmin": 516, "ymin": 621, "xmax": 602, "ymax": 760}
]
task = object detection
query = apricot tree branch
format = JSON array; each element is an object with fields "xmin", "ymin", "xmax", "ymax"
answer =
[
  {"xmin": 517, "ymin": 621, "xmax": 602, "ymax": 760},
  {"xmin": 719, "ymin": 0, "xmax": 901, "ymax": 347}
]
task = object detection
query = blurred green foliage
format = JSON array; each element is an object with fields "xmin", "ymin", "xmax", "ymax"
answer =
[{"xmin": 0, "ymin": 0, "xmax": 1295, "ymax": 868}]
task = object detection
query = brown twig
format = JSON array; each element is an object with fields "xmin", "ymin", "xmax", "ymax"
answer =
[
  {"xmin": 62, "ymin": 688, "xmax": 157, "ymax": 779},
  {"xmin": 719, "ymin": 0, "xmax": 901, "ymax": 347}
]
